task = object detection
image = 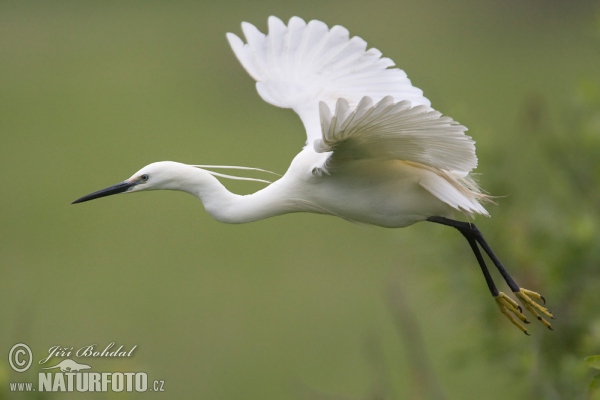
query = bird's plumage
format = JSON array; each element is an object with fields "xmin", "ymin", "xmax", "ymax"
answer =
[
  {"xmin": 316, "ymin": 96, "xmax": 476, "ymax": 173},
  {"xmin": 226, "ymin": 16, "xmax": 488, "ymax": 220},
  {"xmin": 227, "ymin": 16, "xmax": 430, "ymax": 145}
]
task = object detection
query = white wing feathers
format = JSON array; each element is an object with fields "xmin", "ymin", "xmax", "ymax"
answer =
[
  {"xmin": 227, "ymin": 16, "xmax": 430, "ymax": 144},
  {"xmin": 316, "ymin": 96, "xmax": 477, "ymax": 173},
  {"xmin": 228, "ymin": 16, "xmax": 478, "ymax": 177}
]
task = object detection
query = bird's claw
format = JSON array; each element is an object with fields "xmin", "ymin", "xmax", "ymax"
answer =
[
  {"xmin": 495, "ymin": 292, "xmax": 530, "ymax": 335},
  {"xmin": 515, "ymin": 288, "xmax": 554, "ymax": 330},
  {"xmin": 495, "ymin": 289, "xmax": 553, "ymax": 334}
]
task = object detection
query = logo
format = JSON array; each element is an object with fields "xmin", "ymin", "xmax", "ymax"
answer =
[
  {"xmin": 8, "ymin": 343, "xmax": 33, "ymax": 373},
  {"xmin": 41, "ymin": 359, "xmax": 91, "ymax": 372},
  {"xmin": 7, "ymin": 342, "xmax": 165, "ymax": 393}
]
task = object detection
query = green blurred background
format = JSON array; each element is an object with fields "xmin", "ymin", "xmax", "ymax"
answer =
[{"xmin": 2, "ymin": 1, "xmax": 600, "ymax": 399}]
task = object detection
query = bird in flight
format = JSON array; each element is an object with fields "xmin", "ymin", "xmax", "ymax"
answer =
[{"xmin": 73, "ymin": 16, "xmax": 553, "ymax": 334}]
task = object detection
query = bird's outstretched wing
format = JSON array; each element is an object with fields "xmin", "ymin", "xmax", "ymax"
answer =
[
  {"xmin": 227, "ymin": 16, "xmax": 430, "ymax": 145},
  {"xmin": 316, "ymin": 96, "xmax": 477, "ymax": 173}
]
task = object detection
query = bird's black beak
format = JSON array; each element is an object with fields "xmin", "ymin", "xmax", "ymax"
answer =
[{"xmin": 72, "ymin": 181, "xmax": 136, "ymax": 204}]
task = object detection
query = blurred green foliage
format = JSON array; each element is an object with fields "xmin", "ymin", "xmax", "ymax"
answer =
[
  {"xmin": 1, "ymin": 1, "xmax": 599, "ymax": 399},
  {"xmin": 587, "ymin": 355, "xmax": 600, "ymax": 400}
]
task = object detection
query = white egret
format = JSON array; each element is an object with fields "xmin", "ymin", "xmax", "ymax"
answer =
[{"xmin": 73, "ymin": 16, "xmax": 553, "ymax": 334}]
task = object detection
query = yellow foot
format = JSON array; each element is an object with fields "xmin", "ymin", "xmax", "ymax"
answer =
[
  {"xmin": 515, "ymin": 288, "xmax": 554, "ymax": 331},
  {"xmin": 495, "ymin": 289, "xmax": 554, "ymax": 334},
  {"xmin": 495, "ymin": 292, "xmax": 530, "ymax": 335}
]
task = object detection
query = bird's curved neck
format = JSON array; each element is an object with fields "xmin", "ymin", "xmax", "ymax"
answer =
[{"xmin": 173, "ymin": 165, "xmax": 294, "ymax": 224}]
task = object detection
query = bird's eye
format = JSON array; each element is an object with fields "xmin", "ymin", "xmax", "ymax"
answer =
[{"xmin": 140, "ymin": 174, "xmax": 149, "ymax": 182}]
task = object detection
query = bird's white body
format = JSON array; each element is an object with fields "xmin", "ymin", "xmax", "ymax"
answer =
[{"xmin": 135, "ymin": 155, "xmax": 472, "ymax": 228}]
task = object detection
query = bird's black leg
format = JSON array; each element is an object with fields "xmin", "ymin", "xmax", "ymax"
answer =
[
  {"xmin": 427, "ymin": 216, "xmax": 553, "ymax": 333},
  {"xmin": 426, "ymin": 217, "xmax": 518, "ymax": 291},
  {"xmin": 460, "ymin": 231, "xmax": 499, "ymax": 298}
]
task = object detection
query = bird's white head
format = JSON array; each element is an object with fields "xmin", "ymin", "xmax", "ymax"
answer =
[{"xmin": 72, "ymin": 161, "xmax": 202, "ymax": 204}]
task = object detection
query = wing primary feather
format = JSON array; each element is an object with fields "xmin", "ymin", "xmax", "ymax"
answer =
[
  {"xmin": 267, "ymin": 16, "xmax": 286, "ymax": 80},
  {"xmin": 227, "ymin": 33, "xmax": 261, "ymax": 81},
  {"xmin": 241, "ymin": 22, "xmax": 268, "ymax": 77}
]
